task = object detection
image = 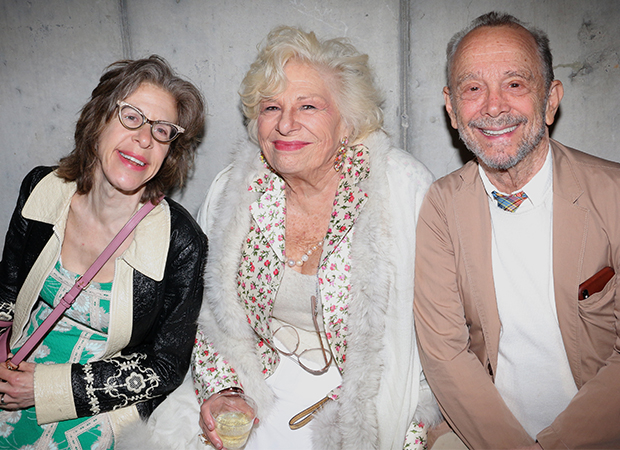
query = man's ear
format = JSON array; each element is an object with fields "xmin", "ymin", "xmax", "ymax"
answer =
[
  {"xmin": 545, "ymin": 80, "xmax": 564, "ymax": 126},
  {"xmin": 443, "ymin": 86, "xmax": 458, "ymax": 129}
]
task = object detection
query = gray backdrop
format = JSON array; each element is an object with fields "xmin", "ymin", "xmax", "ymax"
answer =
[{"xmin": 1, "ymin": 0, "xmax": 619, "ymax": 248}]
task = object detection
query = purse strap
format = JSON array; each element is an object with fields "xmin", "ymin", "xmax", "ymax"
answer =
[
  {"xmin": 8, "ymin": 198, "xmax": 160, "ymax": 368},
  {"xmin": 288, "ymin": 396, "xmax": 331, "ymax": 430}
]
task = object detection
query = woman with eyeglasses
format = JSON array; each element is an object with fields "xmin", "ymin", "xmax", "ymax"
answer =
[
  {"xmin": 0, "ymin": 55, "xmax": 207, "ymax": 449},
  {"xmin": 125, "ymin": 28, "xmax": 442, "ymax": 450}
]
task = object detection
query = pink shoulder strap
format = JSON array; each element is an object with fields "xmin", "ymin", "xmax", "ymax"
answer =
[{"xmin": 8, "ymin": 198, "xmax": 160, "ymax": 367}]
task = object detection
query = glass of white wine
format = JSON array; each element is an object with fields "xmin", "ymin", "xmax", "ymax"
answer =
[{"xmin": 210, "ymin": 391, "xmax": 257, "ymax": 449}]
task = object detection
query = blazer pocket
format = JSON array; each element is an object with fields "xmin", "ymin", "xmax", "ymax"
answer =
[
  {"xmin": 578, "ymin": 266, "xmax": 615, "ymax": 300},
  {"xmin": 577, "ymin": 269, "xmax": 616, "ymax": 329}
]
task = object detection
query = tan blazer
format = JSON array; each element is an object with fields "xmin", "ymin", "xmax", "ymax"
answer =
[{"xmin": 414, "ymin": 140, "xmax": 620, "ymax": 449}]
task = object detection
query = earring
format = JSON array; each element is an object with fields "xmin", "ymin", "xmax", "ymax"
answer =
[
  {"xmin": 334, "ymin": 136, "xmax": 348, "ymax": 172},
  {"xmin": 260, "ymin": 152, "xmax": 275, "ymax": 173}
]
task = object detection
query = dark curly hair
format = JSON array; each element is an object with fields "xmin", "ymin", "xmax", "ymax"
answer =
[{"xmin": 57, "ymin": 55, "xmax": 205, "ymax": 203}]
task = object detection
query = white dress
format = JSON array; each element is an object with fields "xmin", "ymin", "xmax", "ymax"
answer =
[{"xmin": 245, "ymin": 268, "xmax": 341, "ymax": 450}]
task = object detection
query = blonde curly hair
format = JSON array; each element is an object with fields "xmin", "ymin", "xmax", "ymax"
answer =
[{"xmin": 239, "ymin": 26, "xmax": 384, "ymax": 145}]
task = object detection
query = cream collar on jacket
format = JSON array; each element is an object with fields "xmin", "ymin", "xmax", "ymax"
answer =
[{"xmin": 21, "ymin": 170, "xmax": 170, "ymax": 281}]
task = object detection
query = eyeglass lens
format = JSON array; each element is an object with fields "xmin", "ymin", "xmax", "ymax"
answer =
[
  {"xmin": 272, "ymin": 326, "xmax": 333, "ymax": 375},
  {"xmin": 270, "ymin": 295, "xmax": 333, "ymax": 375},
  {"xmin": 118, "ymin": 104, "xmax": 179, "ymax": 142}
]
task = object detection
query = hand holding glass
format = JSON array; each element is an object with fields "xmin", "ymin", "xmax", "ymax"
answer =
[{"xmin": 199, "ymin": 391, "xmax": 257, "ymax": 449}]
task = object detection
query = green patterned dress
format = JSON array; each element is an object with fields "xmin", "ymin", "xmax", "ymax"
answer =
[{"xmin": 0, "ymin": 260, "xmax": 114, "ymax": 450}]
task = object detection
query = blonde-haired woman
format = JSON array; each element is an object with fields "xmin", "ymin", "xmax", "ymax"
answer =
[{"xmin": 122, "ymin": 27, "xmax": 440, "ymax": 450}]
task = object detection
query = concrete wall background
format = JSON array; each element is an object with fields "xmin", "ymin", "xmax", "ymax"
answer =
[{"xmin": 1, "ymin": 0, "xmax": 618, "ymax": 249}]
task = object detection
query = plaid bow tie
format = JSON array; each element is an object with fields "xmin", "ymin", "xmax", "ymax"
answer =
[{"xmin": 492, "ymin": 190, "xmax": 528, "ymax": 212}]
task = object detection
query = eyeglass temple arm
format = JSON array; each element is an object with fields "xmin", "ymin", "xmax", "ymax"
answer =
[{"xmin": 311, "ymin": 295, "xmax": 333, "ymax": 367}]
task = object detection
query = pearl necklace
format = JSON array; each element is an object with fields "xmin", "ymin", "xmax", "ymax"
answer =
[{"xmin": 286, "ymin": 241, "xmax": 323, "ymax": 268}]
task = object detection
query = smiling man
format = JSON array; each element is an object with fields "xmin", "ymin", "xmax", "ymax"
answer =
[{"xmin": 414, "ymin": 11, "xmax": 620, "ymax": 450}]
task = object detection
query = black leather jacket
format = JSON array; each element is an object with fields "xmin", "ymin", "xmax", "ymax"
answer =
[{"xmin": 0, "ymin": 166, "xmax": 207, "ymax": 419}]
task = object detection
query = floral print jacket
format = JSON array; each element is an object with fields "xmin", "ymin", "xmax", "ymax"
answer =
[{"xmin": 193, "ymin": 142, "xmax": 369, "ymax": 401}]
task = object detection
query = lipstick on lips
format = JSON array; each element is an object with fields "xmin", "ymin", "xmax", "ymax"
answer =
[
  {"xmin": 273, "ymin": 140, "xmax": 310, "ymax": 151},
  {"xmin": 118, "ymin": 149, "xmax": 147, "ymax": 169}
]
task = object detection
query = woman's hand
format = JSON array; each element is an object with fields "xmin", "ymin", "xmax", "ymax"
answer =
[
  {"xmin": 0, "ymin": 361, "xmax": 35, "ymax": 410},
  {"xmin": 199, "ymin": 396, "xmax": 223, "ymax": 449},
  {"xmin": 198, "ymin": 390, "xmax": 258, "ymax": 450}
]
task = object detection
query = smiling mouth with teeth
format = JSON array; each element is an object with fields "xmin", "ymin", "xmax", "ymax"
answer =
[
  {"xmin": 119, "ymin": 151, "xmax": 145, "ymax": 166},
  {"xmin": 480, "ymin": 125, "xmax": 518, "ymax": 136}
]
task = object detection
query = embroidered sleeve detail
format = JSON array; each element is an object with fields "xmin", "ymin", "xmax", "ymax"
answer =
[
  {"xmin": 0, "ymin": 303, "xmax": 13, "ymax": 321},
  {"xmin": 76, "ymin": 353, "xmax": 161, "ymax": 416}
]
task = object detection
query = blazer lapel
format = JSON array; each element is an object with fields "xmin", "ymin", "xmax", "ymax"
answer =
[
  {"xmin": 551, "ymin": 142, "xmax": 587, "ymax": 386},
  {"xmin": 453, "ymin": 164, "xmax": 502, "ymax": 372}
]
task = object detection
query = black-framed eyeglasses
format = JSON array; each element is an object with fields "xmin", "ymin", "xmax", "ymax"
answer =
[
  {"xmin": 271, "ymin": 295, "xmax": 334, "ymax": 375},
  {"xmin": 116, "ymin": 100, "xmax": 185, "ymax": 143}
]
